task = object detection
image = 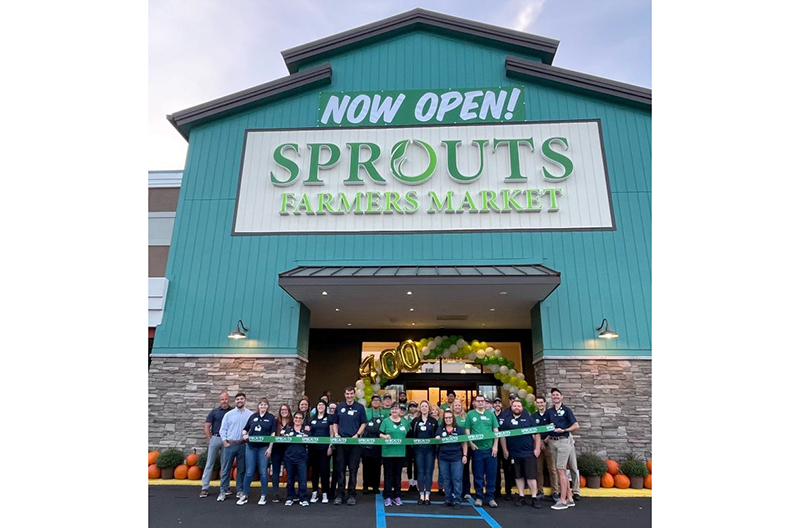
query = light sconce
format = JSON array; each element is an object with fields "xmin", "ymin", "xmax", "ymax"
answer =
[
  {"xmin": 228, "ymin": 320, "xmax": 249, "ymax": 339},
  {"xmin": 596, "ymin": 318, "xmax": 618, "ymax": 339}
]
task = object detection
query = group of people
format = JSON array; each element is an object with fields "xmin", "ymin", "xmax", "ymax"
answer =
[{"xmin": 198, "ymin": 386, "xmax": 580, "ymax": 511}]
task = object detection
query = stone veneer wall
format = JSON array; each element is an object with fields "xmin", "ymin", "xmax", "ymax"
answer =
[
  {"xmin": 533, "ymin": 358, "xmax": 651, "ymax": 460},
  {"xmin": 149, "ymin": 357, "xmax": 307, "ymax": 450}
]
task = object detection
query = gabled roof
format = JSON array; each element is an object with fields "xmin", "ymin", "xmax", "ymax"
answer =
[
  {"xmin": 167, "ymin": 63, "xmax": 332, "ymax": 140},
  {"xmin": 281, "ymin": 8, "xmax": 559, "ymax": 73},
  {"xmin": 506, "ymin": 55, "xmax": 651, "ymax": 109}
]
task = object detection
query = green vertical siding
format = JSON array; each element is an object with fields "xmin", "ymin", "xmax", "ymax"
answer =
[{"xmin": 153, "ymin": 30, "xmax": 651, "ymax": 358}]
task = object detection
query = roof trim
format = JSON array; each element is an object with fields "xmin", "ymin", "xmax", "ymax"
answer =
[
  {"xmin": 505, "ymin": 55, "xmax": 651, "ymax": 109},
  {"xmin": 281, "ymin": 8, "xmax": 559, "ymax": 73},
  {"xmin": 166, "ymin": 63, "xmax": 333, "ymax": 140}
]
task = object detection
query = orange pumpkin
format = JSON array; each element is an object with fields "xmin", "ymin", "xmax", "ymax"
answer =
[
  {"xmin": 644, "ymin": 474, "xmax": 652, "ymax": 489},
  {"xmin": 188, "ymin": 466, "xmax": 202, "ymax": 480},
  {"xmin": 614, "ymin": 474, "xmax": 630, "ymax": 489},
  {"xmin": 580, "ymin": 475, "xmax": 586, "ymax": 488},
  {"xmin": 148, "ymin": 451, "xmax": 159, "ymax": 465},
  {"xmin": 186, "ymin": 453, "xmax": 199, "ymax": 467},
  {"xmin": 606, "ymin": 460, "xmax": 619, "ymax": 476},
  {"xmin": 148, "ymin": 464, "xmax": 161, "ymax": 479},
  {"xmin": 174, "ymin": 464, "xmax": 189, "ymax": 480},
  {"xmin": 601, "ymin": 472, "xmax": 615, "ymax": 488},
  {"xmin": 647, "ymin": 460, "xmax": 652, "ymax": 474},
  {"xmin": 233, "ymin": 458, "xmax": 237, "ymax": 469},
  {"xmin": 232, "ymin": 467, "xmax": 237, "ymax": 480}
]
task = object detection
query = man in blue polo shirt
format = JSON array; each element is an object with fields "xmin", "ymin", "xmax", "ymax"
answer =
[
  {"xmin": 544, "ymin": 388, "xmax": 579, "ymax": 510},
  {"xmin": 331, "ymin": 386, "xmax": 366, "ymax": 506},
  {"xmin": 500, "ymin": 399, "xmax": 542, "ymax": 508},
  {"xmin": 199, "ymin": 392, "xmax": 232, "ymax": 498}
]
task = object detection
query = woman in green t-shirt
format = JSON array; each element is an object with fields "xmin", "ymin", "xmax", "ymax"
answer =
[{"xmin": 379, "ymin": 403, "xmax": 409, "ymax": 506}]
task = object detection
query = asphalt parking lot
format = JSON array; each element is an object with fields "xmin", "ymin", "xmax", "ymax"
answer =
[{"xmin": 149, "ymin": 485, "xmax": 651, "ymax": 528}]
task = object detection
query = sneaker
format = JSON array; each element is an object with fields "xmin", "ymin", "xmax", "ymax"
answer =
[
  {"xmin": 573, "ymin": 493, "xmax": 581, "ymax": 502},
  {"xmin": 551, "ymin": 492, "xmax": 560, "ymax": 502},
  {"xmin": 474, "ymin": 498, "xmax": 483, "ymax": 507},
  {"xmin": 551, "ymin": 501, "xmax": 569, "ymax": 510},
  {"xmin": 272, "ymin": 495, "xmax": 280, "ymax": 503},
  {"xmin": 417, "ymin": 498, "xmax": 424, "ymax": 505},
  {"xmin": 217, "ymin": 492, "xmax": 225, "ymax": 502},
  {"xmin": 236, "ymin": 492, "xmax": 245, "ymax": 500},
  {"xmin": 300, "ymin": 501, "xmax": 309, "ymax": 507},
  {"xmin": 531, "ymin": 498, "xmax": 541, "ymax": 509},
  {"xmin": 488, "ymin": 500, "xmax": 498, "ymax": 508},
  {"xmin": 321, "ymin": 493, "xmax": 329, "ymax": 504},
  {"xmin": 393, "ymin": 498, "xmax": 403, "ymax": 506},
  {"xmin": 464, "ymin": 494, "xmax": 472, "ymax": 500},
  {"xmin": 453, "ymin": 502, "xmax": 461, "ymax": 510},
  {"xmin": 225, "ymin": 489, "xmax": 233, "ymax": 496},
  {"xmin": 258, "ymin": 496, "xmax": 267, "ymax": 505},
  {"xmin": 347, "ymin": 496, "xmax": 356, "ymax": 506},
  {"xmin": 236, "ymin": 496, "xmax": 248, "ymax": 505},
  {"xmin": 334, "ymin": 497, "xmax": 342, "ymax": 505},
  {"xmin": 384, "ymin": 498, "xmax": 392, "ymax": 507},
  {"xmin": 294, "ymin": 497, "xmax": 299, "ymax": 502},
  {"xmin": 199, "ymin": 489, "xmax": 209, "ymax": 498},
  {"xmin": 310, "ymin": 491, "xmax": 319, "ymax": 503},
  {"xmin": 536, "ymin": 492, "xmax": 544, "ymax": 500},
  {"xmin": 424, "ymin": 499, "xmax": 431, "ymax": 506},
  {"xmin": 566, "ymin": 499, "xmax": 575, "ymax": 508},
  {"xmin": 514, "ymin": 496, "xmax": 526, "ymax": 507},
  {"xmin": 285, "ymin": 499, "xmax": 293, "ymax": 506}
]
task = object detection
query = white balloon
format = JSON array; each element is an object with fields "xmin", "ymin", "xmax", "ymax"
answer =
[
  {"xmin": 503, "ymin": 383, "xmax": 512, "ymax": 392},
  {"xmin": 358, "ymin": 398, "xmax": 367, "ymax": 405},
  {"xmin": 499, "ymin": 366, "xmax": 509, "ymax": 375},
  {"xmin": 457, "ymin": 339, "xmax": 466, "ymax": 348},
  {"xmin": 449, "ymin": 344, "xmax": 458, "ymax": 353},
  {"xmin": 518, "ymin": 389, "xmax": 528, "ymax": 398},
  {"xmin": 476, "ymin": 350, "xmax": 486, "ymax": 359},
  {"xmin": 517, "ymin": 372, "xmax": 525, "ymax": 381},
  {"xmin": 421, "ymin": 346, "xmax": 430, "ymax": 357},
  {"xmin": 372, "ymin": 384, "xmax": 381, "ymax": 393},
  {"xmin": 355, "ymin": 380, "xmax": 365, "ymax": 389},
  {"xmin": 509, "ymin": 369, "xmax": 517, "ymax": 378},
  {"xmin": 489, "ymin": 364, "xmax": 500, "ymax": 373},
  {"xmin": 485, "ymin": 347, "xmax": 494, "ymax": 355},
  {"xmin": 525, "ymin": 394, "xmax": 536, "ymax": 403},
  {"xmin": 443, "ymin": 350, "xmax": 451, "ymax": 358},
  {"xmin": 355, "ymin": 389, "xmax": 365, "ymax": 398},
  {"xmin": 467, "ymin": 352, "xmax": 476, "ymax": 360},
  {"xmin": 434, "ymin": 336, "xmax": 443, "ymax": 345}
]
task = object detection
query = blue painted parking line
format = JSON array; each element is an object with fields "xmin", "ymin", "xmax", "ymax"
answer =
[{"xmin": 375, "ymin": 492, "xmax": 504, "ymax": 528}]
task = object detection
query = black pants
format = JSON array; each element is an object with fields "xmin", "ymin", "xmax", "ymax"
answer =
[
  {"xmin": 335, "ymin": 445, "xmax": 362, "ymax": 499},
  {"xmin": 462, "ymin": 450, "xmax": 472, "ymax": 498},
  {"xmin": 383, "ymin": 457, "xmax": 404, "ymax": 500},
  {"xmin": 495, "ymin": 451, "xmax": 513, "ymax": 497},
  {"xmin": 362, "ymin": 455, "xmax": 382, "ymax": 492},
  {"xmin": 309, "ymin": 448, "xmax": 330, "ymax": 494}
]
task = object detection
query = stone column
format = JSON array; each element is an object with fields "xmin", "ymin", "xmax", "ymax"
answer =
[
  {"xmin": 533, "ymin": 358, "xmax": 651, "ymax": 460},
  {"xmin": 148, "ymin": 357, "xmax": 307, "ymax": 450}
]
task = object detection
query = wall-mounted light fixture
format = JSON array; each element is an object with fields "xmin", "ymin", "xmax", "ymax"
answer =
[
  {"xmin": 228, "ymin": 320, "xmax": 249, "ymax": 339},
  {"xmin": 596, "ymin": 318, "xmax": 618, "ymax": 339}
]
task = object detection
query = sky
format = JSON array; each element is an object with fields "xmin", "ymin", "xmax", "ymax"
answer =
[{"xmin": 149, "ymin": 0, "xmax": 651, "ymax": 170}]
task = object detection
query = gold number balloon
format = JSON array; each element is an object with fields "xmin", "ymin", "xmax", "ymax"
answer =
[
  {"xmin": 379, "ymin": 348, "xmax": 401, "ymax": 379},
  {"xmin": 359, "ymin": 355, "xmax": 379, "ymax": 385},
  {"xmin": 399, "ymin": 340, "xmax": 421, "ymax": 370}
]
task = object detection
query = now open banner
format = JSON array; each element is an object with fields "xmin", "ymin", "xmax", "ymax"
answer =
[{"xmin": 233, "ymin": 120, "xmax": 613, "ymax": 235}]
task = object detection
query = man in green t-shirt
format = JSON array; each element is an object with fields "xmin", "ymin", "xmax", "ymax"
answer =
[
  {"xmin": 439, "ymin": 390, "xmax": 456, "ymax": 411},
  {"xmin": 466, "ymin": 394, "xmax": 500, "ymax": 508}
]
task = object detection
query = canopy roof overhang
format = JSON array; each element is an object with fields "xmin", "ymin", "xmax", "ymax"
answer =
[{"xmin": 278, "ymin": 264, "xmax": 560, "ymax": 329}]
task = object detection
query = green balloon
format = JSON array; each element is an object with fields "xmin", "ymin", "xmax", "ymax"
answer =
[
  {"xmin": 494, "ymin": 372, "xmax": 502, "ymax": 380},
  {"xmin": 500, "ymin": 374, "xmax": 510, "ymax": 383},
  {"xmin": 420, "ymin": 338, "xmax": 428, "ymax": 346},
  {"xmin": 510, "ymin": 377, "xmax": 520, "ymax": 386},
  {"xmin": 442, "ymin": 339, "xmax": 451, "ymax": 348}
]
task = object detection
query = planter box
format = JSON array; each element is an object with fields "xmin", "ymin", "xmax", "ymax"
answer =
[
  {"xmin": 212, "ymin": 469, "xmax": 220, "ymax": 481},
  {"xmin": 629, "ymin": 476, "xmax": 644, "ymax": 489},
  {"xmin": 586, "ymin": 476, "xmax": 601, "ymax": 489},
  {"xmin": 161, "ymin": 467, "xmax": 175, "ymax": 480}
]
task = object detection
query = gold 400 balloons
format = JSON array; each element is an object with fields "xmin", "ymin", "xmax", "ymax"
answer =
[{"xmin": 360, "ymin": 340, "xmax": 421, "ymax": 383}]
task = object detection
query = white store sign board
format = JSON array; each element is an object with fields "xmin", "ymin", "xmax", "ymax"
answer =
[{"xmin": 233, "ymin": 120, "xmax": 613, "ymax": 234}]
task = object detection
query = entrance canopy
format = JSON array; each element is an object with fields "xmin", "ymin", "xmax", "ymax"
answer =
[{"xmin": 278, "ymin": 264, "xmax": 560, "ymax": 329}]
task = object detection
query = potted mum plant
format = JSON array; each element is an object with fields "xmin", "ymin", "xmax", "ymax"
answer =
[
  {"xmin": 577, "ymin": 453, "xmax": 607, "ymax": 488},
  {"xmin": 619, "ymin": 454, "xmax": 649, "ymax": 489},
  {"xmin": 156, "ymin": 448, "xmax": 184, "ymax": 480}
]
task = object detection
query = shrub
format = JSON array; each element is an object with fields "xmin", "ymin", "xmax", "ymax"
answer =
[
  {"xmin": 619, "ymin": 454, "xmax": 649, "ymax": 478},
  {"xmin": 156, "ymin": 448, "xmax": 184, "ymax": 469},
  {"xmin": 576, "ymin": 453, "xmax": 607, "ymax": 477},
  {"xmin": 196, "ymin": 450, "xmax": 221, "ymax": 471}
]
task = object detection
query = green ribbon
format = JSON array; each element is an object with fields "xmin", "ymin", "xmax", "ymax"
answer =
[{"xmin": 247, "ymin": 424, "xmax": 554, "ymax": 446}]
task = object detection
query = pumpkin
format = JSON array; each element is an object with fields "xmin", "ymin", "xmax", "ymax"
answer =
[
  {"xmin": 606, "ymin": 459, "xmax": 619, "ymax": 475},
  {"xmin": 186, "ymin": 453, "xmax": 199, "ymax": 467},
  {"xmin": 647, "ymin": 460, "xmax": 652, "ymax": 473},
  {"xmin": 148, "ymin": 464, "xmax": 161, "ymax": 479},
  {"xmin": 188, "ymin": 466, "xmax": 202, "ymax": 480},
  {"xmin": 644, "ymin": 474, "xmax": 652, "ymax": 489},
  {"xmin": 614, "ymin": 474, "xmax": 630, "ymax": 489},
  {"xmin": 232, "ymin": 467, "xmax": 237, "ymax": 480},
  {"xmin": 601, "ymin": 472, "xmax": 614, "ymax": 488},
  {"xmin": 148, "ymin": 451, "xmax": 159, "ymax": 465},
  {"xmin": 580, "ymin": 475, "xmax": 586, "ymax": 488},
  {"xmin": 174, "ymin": 464, "xmax": 189, "ymax": 480},
  {"xmin": 233, "ymin": 457, "xmax": 237, "ymax": 469}
]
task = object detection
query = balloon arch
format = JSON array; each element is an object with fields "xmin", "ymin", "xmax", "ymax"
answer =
[{"xmin": 355, "ymin": 336, "xmax": 537, "ymax": 413}]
